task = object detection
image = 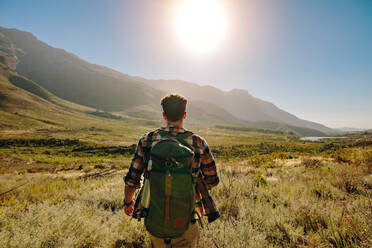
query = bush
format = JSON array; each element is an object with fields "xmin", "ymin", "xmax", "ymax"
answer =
[
  {"xmin": 302, "ymin": 157, "xmax": 322, "ymax": 168},
  {"xmin": 254, "ymin": 173, "xmax": 267, "ymax": 188}
]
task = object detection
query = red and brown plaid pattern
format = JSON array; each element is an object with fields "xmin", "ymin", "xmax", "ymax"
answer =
[{"xmin": 124, "ymin": 126, "xmax": 220, "ymax": 220}]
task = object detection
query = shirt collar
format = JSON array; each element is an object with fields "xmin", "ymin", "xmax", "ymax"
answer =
[{"xmin": 160, "ymin": 125, "xmax": 186, "ymax": 135}]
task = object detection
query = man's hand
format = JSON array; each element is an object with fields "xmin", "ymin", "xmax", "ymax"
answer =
[
  {"xmin": 124, "ymin": 185, "xmax": 137, "ymax": 216},
  {"xmin": 124, "ymin": 200, "xmax": 134, "ymax": 216}
]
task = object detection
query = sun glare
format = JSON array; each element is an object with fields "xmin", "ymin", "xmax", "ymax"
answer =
[{"xmin": 174, "ymin": 0, "xmax": 228, "ymax": 55}]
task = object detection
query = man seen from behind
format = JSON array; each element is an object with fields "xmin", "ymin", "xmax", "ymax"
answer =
[{"xmin": 124, "ymin": 93, "xmax": 220, "ymax": 248}]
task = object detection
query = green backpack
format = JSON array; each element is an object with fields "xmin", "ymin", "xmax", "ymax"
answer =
[{"xmin": 143, "ymin": 130, "xmax": 196, "ymax": 240}]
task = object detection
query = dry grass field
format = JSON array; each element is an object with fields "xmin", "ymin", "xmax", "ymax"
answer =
[{"xmin": 0, "ymin": 129, "xmax": 371, "ymax": 248}]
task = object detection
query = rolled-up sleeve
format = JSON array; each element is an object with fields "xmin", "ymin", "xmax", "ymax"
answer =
[
  {"xmin": 200, "ymin": 139, "xmax": 219, "ymax": 188},
  {"xmin": 124, "ymin": 137, "xmax": 146, "ymax": 188}
]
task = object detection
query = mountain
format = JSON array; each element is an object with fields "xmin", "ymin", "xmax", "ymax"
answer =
[
  {"xmin": 0, "ymin": 63, "xmax": 88, "ymax": 131},
  {"xmin": 0, "ymin": 27, "xmax": 164, "ymax": 112},
  {"xmin": 138, "ymin": 79, "xmax": 335, "ymax": 134},
  {"xmin": 0, "ymin": 27, "xmax": 239, "ymax": 125},
  {"xmin": 335, "ymin": 127, "xmax": 366, "ymax": 132},
  {"xmin": 242, "ymin": 121, "xmax": 326, "ymax": 136},
  {"xmin": 216, "ymin": 121, "xmax": 326, "ymax": 137},
  {"xmin": 0, "ymin": 27, "xmax": 333, "ymax": 135},
  {"xmin": 0, "ymin": 33, "xmax": 102, "ymax": 131}
]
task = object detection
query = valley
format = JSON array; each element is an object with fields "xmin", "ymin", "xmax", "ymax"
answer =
[
  {"xmin": 0, "ymin": 26, "xmax": 371, "ymax": 248},
  {"xmin": 0, "ymin": 126, "xmax": 371, "ymax": 247}
]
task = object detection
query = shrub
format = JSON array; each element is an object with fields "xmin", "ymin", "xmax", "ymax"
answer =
[
  {"xmin": 254, "ymin": 173, "xmax": 267, "ymax": 188},
  {"xmin": 302, "ymin": 157, "xmax": 322, "ymax": 168}
]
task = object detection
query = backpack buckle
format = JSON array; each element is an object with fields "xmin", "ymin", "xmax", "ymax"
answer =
[
  {"xmin": 164, "ymin": 160, "xmax": 173, "ymax": 168},
  {"xmin": 164, "ymin": 239, "xmax": 171, "ymax": 245}
]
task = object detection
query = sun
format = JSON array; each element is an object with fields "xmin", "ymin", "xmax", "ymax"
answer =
[{"xmin": 173, "ymin": 0, "xmax": 228, "ymax": 55}]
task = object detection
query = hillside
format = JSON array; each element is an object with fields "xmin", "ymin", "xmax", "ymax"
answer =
[
  {"xmin": 0, "ymin": 27, "xmax": 165, "ymax": 112},
  {"xmin": 0, "ymin": 27, "xmax": 332, "ymax": 135},
  {"xmin": 0, "ymin": 27, "xmax": 252, "ymax": 126},
  {"xmin": 0, "ymin": 40, "xmax": 132, "ymax": 142},
  {"xmin": 0, "ymin": 50, "xmax": 96, "ymax": 133}
]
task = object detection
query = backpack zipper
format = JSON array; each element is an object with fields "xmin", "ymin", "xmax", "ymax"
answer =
[{"xmin": 164, "ymin": 170, "xmax": 172, "ymax": 235}]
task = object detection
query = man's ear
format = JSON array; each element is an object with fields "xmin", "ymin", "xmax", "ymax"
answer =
[
  {"xmin": 183, "ymin": 112, "xmax": 187, "ymax": 120},
  {"xmin": 162, "ymin": 112, "xmax": 167, "ymax": 121}
]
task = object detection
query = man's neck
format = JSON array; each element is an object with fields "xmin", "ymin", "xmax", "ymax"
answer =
[{"xmin": 166, "ymin": 121, "xmax": 183, "ymax": 129}]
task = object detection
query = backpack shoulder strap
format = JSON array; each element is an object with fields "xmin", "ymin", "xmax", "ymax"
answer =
[
  {"xmin": 175, "ymin": 131, "xmax": 193, "ymax": 148},
  {"xmin": 176, "ymin": 130, "xmax": 193, "ymax": 139},
  {"xmin": 143, "ymin": 131, "xmax": 155, "ymax": 169}
]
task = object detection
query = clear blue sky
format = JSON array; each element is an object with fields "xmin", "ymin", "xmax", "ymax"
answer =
[{"xmin": 1, "ymin": 0, "xmax": 371, "ymax": 129}]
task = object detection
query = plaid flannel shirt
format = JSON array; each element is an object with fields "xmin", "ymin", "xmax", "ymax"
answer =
[{"xmin": 124, "ymin": 126, "xmax": 220, "ymax": 222}]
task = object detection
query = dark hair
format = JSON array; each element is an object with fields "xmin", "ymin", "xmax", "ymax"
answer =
[{"xmin": 160, "ymin": 93, "xmax": 187, "ymax": 122}]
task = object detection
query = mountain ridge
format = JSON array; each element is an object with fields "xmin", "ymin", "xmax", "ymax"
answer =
[
  {"xmin": 0, "ymin": 26, "xmax": 334, "ymax": 135},
  {"xmin": 0, "ymin": 27, "xmax": 249, "ymax": 127},
  {"xmin": 139, "ymin": 79, "xmax": 335, "ymax": 133}
]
